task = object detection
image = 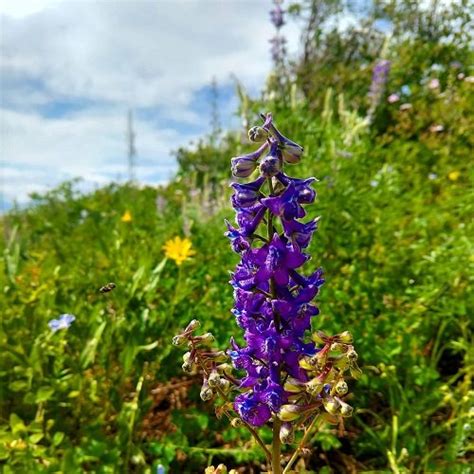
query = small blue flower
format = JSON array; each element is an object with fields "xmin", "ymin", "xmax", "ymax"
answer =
[
  {"xmin": 48, "ymin": 314, "xmax": 75, "ymax": 332},
  {"xmin": 156, "ymin": 464, "xmax": 165, "ymax": 474}
]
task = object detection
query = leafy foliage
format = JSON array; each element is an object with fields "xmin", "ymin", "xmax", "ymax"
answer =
[{"xmin": 1, "ymin": 1, "xmax": 473, "ymax": 472}]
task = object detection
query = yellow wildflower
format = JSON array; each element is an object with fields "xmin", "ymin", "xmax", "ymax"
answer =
[
  {"xmin": 121, "ymin": 210, "xmax": 132, "ymax": 222},
  {"xmin": 163, "ymin": 236, "xmax": 196, "ymax": 266},
  {"xmin": 448, "ymin": 170, "xmax": 460, "ymax": 181}
]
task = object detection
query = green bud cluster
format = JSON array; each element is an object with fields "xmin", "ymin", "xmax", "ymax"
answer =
[
  {"xmin": 280, "ymin": 330, "xmax": 361, "ymax": 422},
  {"xmin": 172, "ymin": 320, "xmax": 235, "ymax": 403}
]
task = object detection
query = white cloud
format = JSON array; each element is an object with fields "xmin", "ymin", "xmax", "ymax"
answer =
[{"xmin": 0, "ymin": 0, "xmax": 301, "ymax": 206}]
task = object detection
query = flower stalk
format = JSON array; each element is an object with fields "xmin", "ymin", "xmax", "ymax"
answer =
[{"xmin": 173, "ymin": 113, "xmax": 360, "ymax": 473}]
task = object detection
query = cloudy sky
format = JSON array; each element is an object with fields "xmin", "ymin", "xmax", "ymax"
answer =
[{"xmin": 0, "ymin": 0, "xmax": 300, "ymax": 209}]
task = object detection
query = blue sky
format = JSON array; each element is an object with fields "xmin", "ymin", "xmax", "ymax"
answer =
[{"xmin": 0, "ymin": 0, "xmax": 302, "ymax": 210}]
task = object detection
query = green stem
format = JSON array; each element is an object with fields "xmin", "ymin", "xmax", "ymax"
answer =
[
  {"xmin": 282, "ymin": 415, "xmax": 322, "ymax": 474},
  {"xmin": 267, "ymin": 176, "xmax": 283, "ymax": 474},
  {"xmin": 272, "ymin": 419, "xmax": 282, "ymax": 474}
]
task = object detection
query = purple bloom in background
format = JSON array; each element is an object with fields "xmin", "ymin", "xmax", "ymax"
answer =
[
  {"xmin": 269, "ymin": 1, "xmax": 286, "ymax": 65},
  {"xmin": 48, "ymin": 314, "xmax": 75, "ymax": 332},
  {"xmin": 270, "ymin": 0, "xmax": 285, "ymax": 29},
  {"xmin": 367, "ymin": 59, "xmax": 391, "ymax": 122},
  {"xmin": 269, "ymin": 36, "xmax": 287, "ymax": 64}
]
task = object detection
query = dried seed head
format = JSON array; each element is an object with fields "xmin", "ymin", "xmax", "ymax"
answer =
[
  {"xmin": 323, "ymin": 396, "xmax": 341, "ymax": 415},
  {"xmin": 279, "ymin": 404, "xmax": 307, "ymax": 422},
  {"xmin": 231, "ymin": 417, "xmax": 244, "ymax": 428},
  {"xmin": 200, "ymin": 381, "xmax": 214, "ymax": 401},
  {"xmin": 185, "ymin": 319, "xmax": 200, "ymax": 332},
  {"xmin": 335, "ymin": 380, "xmax": 348, "ymax": 396},
  {"xmin": 305, "ymin": 378, "xmax": 324, "ymax": 396},
  {"xmin": 208, "ymin": 370, "xmax": 221, "ymax": 388},
  {"xmin": 337, "ymin": 398, "xmax": 353, "ymax": 417},
  {"xmin": 279, "ymin": 422, "xmax": 295, "ymax": 444},
  {"xmin": 181, "ymin": 351, "xmax": 194, "ymax": 373},
  {"xmin": 218, "ymin": 378, "xmax": 231, "ymax": 391},
  {"xmin": 172, "ymin": 334, "xmax": 187, "ymax": 346},
  {"xmin": 347, "ymin": 348, "xmax": 358, "ymax": 362},
  {"xmin": 199, "ymin": 332, "xmax": 215, "ymax": 344}
]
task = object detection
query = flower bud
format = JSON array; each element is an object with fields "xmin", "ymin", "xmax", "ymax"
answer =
[
  {"xmin": 337, "ymin": 331, "xmax": 353, "ymax": 344},
  {"xmin": 217, "ymin": 363, "xmax": 233, "ymax": 375},
  {"xmin": 280, "ymin": 141, "xmax": 303, "ymax": 164},
  {"xmin": 336, "ymin": 398, "xmax": 353, "ymax": 417},
  {"xmin": 182, "ymin": 351, "xmax": 195, "ymax": 372},
  {"xmin": 284, "ymin": 377, "xmax": 305, "ymax": 393},
  {"xmin": 350, "ymin": 363, "xmax": 362, "ymax": 380},
  {"xmin": 200, "ymin": 380, "xmax": 214, "ymax": 401},
  {"xmin": 346, "ymin": 348, "xmax": 358, "ymax": 362},
  {"xmin": 279, "ymin": 404, "xmax": 307, "ymax": 421},
  {"xmin": 185, "ymin": 319, "xmax": 200, "ymax": 332},
  {"xmin": 231, "ymin": 417, "xmax": 244, "ymax": 428},
  {"xmin": 172, "ymin": 334, "xmax": 187, "ymax": 346},
  {"xmin": 208, "ymin": 370, "xmax": 221, "ymax": 388},
  {"xmin": 259, "ymin": 155, "xmax": 282, "ymax": 178},
  {"xmin": 312, "ymin": 330, "xmax": 328, "ymax": 345},
  {"xmin": 264, "ymin": 120, "xmax": 303, "ymax": 164},
  {"xmin": 335, "ymin": 380, "xmax": 348, "ymax": 396},
  {"xmin": 231, "ymin": 156, "xmax": 258, "ymax": 178},
  {"xmin": 305, "ymin": 378, "xmax": 324, "ymax": 396},
  {"xmin": 323, "ymin": 396, "xmax": 341, "ymax": 415},
  {"xmin": 218, "ymin": 378, "xmax": 231, "ymax": 392},
  {"xmin": 279, "ymin": 422, "xmax": 295, "ymax": 444},
  {"xmin": 231, "ymin": 142, "xmax": 269, "ymax": 178},
  {"xmin": 195, "ymin": 332, "xmax": 215, "ymax": 345},
  {"xmin": 248, "ymin": 126, "xmax": 269, "ymax": 142},
  {"xmin": 210, "ymin": 351, "xmax": 228, "ymax": 363}
]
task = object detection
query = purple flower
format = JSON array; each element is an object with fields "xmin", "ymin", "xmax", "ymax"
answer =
[
  {"xmin": 234, "ymin": 392, "xmax": 272, "ymax": 427},
  {"xmin": 261, "ymin": 182, "xmax": 306, "ymax": 220},
  {"xmin": 270, "ymin": 1, "xmax": 285, "ymax": 29},
  {"xmin": 48, "ymin": 314, "xmax": 75, "ymax": 332},
  {"xmin": 231, "ymin": 142, "xmax": 269, "ymax": 178},
  {"xmin": 262, "ymin": 114, "xmax": 304, "ymax": 164},
  {"xmin": 225, "ymin": 114, "xmax": 326, "ymax": 426}
]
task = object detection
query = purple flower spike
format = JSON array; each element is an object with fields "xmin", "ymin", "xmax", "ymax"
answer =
[
  {"xmin": 175, "ymin": 112, "xmax": 359, "ymax": 471},
  {"xmin": 225, "ymin": 113, "xmax": 330, "ymax": 427},
  {"xmin": 270, "ymin": 1, "xmax": 285, "ymax": 29}
]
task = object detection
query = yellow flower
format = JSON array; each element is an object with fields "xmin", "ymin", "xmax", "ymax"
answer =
[
  {"xmin": 448, "ymin": 170, "xmax": 460, "ymax": 181},
  {"xmin": 121, "ymin": 210, "xmax": 132, "ymax": 222},
  {"xmin": 163, "ymin": 236, "xmax": 196, "ymax": 266}
]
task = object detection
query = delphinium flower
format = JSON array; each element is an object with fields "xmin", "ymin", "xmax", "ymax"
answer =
[
  {"xmin": 173, "ymin": 113, "xmax": 360, "ymax": 474},
  {"xmin": 269, "ymin": 0, "xmax": 286, "ymax": 66},
  {"xmin": 48, "ymin": 314, "xmax": 75, "ymax": 332},
  {"xmin": 367, "ymin": 59, "xmax": 391, "ymax": 123},
  {"xmin": 163, "ymin": 236, "xmax": 195, "ymax": 266}
]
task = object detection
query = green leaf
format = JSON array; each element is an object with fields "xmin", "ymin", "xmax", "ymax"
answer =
[
  {"xmin": 9, "ymin": 380, "xmax": 28, "ymax": 392},
  {"xmin": 80, "ymin": 321, "xmax": 107, "ymax": 368},
  {"xmin": 36, "ymin": 386, "xmax": 55, "ymax": 403},
  {"xmin": 53, "ymin": 432, "xmax": 65, "ymax": 446},
  {"xmin": 9, "ymin": 413, "xmax": 26, "ymax": 435},
  {"xmin": 29, "ymin": 433, "xmax": 44, "ymax": 444}
]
